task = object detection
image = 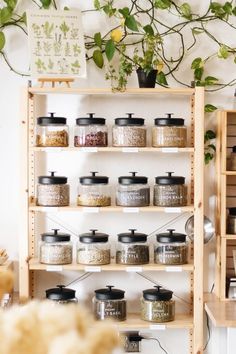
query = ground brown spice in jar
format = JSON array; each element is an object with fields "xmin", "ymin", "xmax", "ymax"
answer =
[
  {"xmin": 155, "ymin": 244, "xmax": 188, "ymax": 265},
  {"xmin": 141, "ymin": 298, "xmax": 175, "ymax": 322},
  {"xmin": 77, "ymin": 195, "xmax": 111, "ymax": 207},
  {"xmin": 113, "ymin": 126, "xmax": 146, "ymax": 147},
  {"xmin": 36, "ymin": 130, "xmax": 69, "ymax": 147},
  {"xmin": 116, "ymin": 245, "xmax": 149, "ymax": 265},
  {"xmin": 77, "ymin": 248, "xmax": 110, "ymax": 265},
  {"xmin": 152, "ymin": 126, "xmax": 187, "ymax": 147}
]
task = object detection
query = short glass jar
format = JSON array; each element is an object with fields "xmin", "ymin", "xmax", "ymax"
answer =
[
  {"xmin": 152, "ymin": 113, "xmax": 187, "ymax": 147},
  {"xmin": 230, "ymin": 146, "xmax": 236, "ymax": 170},
  {"xmin": 77, "ymin": 229, "xmax": 110, "ymax": 265},
  {"xmin": 77, "ymin": 172, "xmax": 111, "ymax": 207},
  {"xmin": 37, "ymin": 171, "xmax": 70, "ymax": 207},
  {"xmin": 74, "ymin": 113, "xmax": 108, "ymax": 147},
  {"xmin": 46, "ymin": 285, "xmax": 78, "ymax": 304},
  {"xmin": 112, "ymin": 113, "xmax": 146, "ymax": 147},
  {"xmin": 141, "ymin": 286, "xmax": 175, "ymax": 322},
  {"xmin": 153, "ymin": 172, "xmax": 187, "ymax": 207},
  {"xmin": 36, "ymin": 113, "xmax": 69, "ymax": 147},
  {"xmin": 154, "ymin": 229, "xmax": 188, "ymax": 265},
  {"xmin": 116, "ymin": 172, "xmax": 150, "ymax": 207},
  {"xmin": 93, "ymin": 285, "xmax": 126, "ymax": 321},
  {"xmin": 39, "ymin": 229, "xmax": 73, "ymax": 265},
  {"xmin": 227, "ymin": 208, "xmax": 236, "ymax": 234},
  {"xmin": 116, "ymin": 229, "xmax": 149, "ymax": 265}
]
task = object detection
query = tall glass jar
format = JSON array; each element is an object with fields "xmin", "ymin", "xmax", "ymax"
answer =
[
  {"xmin": 36, "ymin": 113, "xmax": 69, "ymax": 147},
  {"xmin": 77, "ymin": 172, "xmax": 111, "ymax": 207},
  {"xmin": 230, "ymin": 146, "xmax": 236, "ymax": 170},
  {"xmin": 74, "ymin": 113, "xmax": 108, "ymax": 147},
  {"xmin": 46, "ymin": 285, "xmax": 78, "ymax": 304},
  {"xmin": 227, "ymin": 208, "xmax": 236, "ymax": 234}
]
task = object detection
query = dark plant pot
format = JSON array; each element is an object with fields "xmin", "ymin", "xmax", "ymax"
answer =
[{"xmin": 136, "ymin": 68, "xmax": 157, "ymax": 88}]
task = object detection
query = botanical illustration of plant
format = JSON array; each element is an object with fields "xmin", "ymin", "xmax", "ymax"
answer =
[
  {"xmin": 43, "ymin": 41, "xmax": 52, "ymax": 55},
  {"xmin": 35, "ymin": 58, "xmax": 46, "ymax": 73},
  {"xmin": 73, "ymin": 44, "xmax": 81, "ymax": 57},
  {"xmin": 34, "ymin": 41, "xmax": 42, "ymax": 56},
  {"xmin": 42, "ymin": 21, "xmax": 54, "ymax": 39},
  {"xmin": 60, "ymin": 21, "xmax": 70, "ymax": 39},
  {"xmin": 57, "ymin": 58, "xmax": 69, "ymax": 74},
  {"xmin": 70, "ymin": 25, "xmax": 79, "ymax": 39},
  {"xmin": 32, "ymin": 24, "xmax": 42, "ymax": 38},
  {"xmin": 65, "ymin": 42, "xmax": 70, "ymax": 56},
  {"xmin": 53, "ymin": 33, "xmax": 62, "ymax": 55},
  {"xmin": 71, "ymin": 60, "xmax": 80, "ymax": 74},
  {"xmin": 48, "ymin": 59, "xmax": 54, "ymax": 71}
]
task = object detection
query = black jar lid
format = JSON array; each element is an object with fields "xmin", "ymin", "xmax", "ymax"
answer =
[
  {"xmin": 154, "ymin": 113, "xmax": 184, "ymax": 126},
  {"xmin": 228, "ymin": 207, "xmax": 236, "ymax": 216},
  {"xmin": 46, "ymin": 285, "xmax": 76, "ymax": 301},
  {"xmin": 118, "ymin": 229, "xmax": 148, "ymax": 243},
  {"xmin": 41, "ymin": 229, "xmax": 71, "ymax": 242},
  {"xmin": 79, "ymin": 229, "xmax": 109, "ymax": 243},
  {"xmin": 143, "ymin": 286, "xmax": 173, "ymax": 301},
  {"xmin": 95, "ymin": 285, "xmax": 125, "ymax": 300},
  {"xmin": 79, "ymin": 171, "xmax": 109, "ymax": 185},
  {"xmin": 76, "ymin": 113, "xmax": 106, "ymax": 126},
  {"xmin": 38, "ymin": 171, "xmax": 68, "ymax": 185},
  {"xmin": 118, "ymin": 172, "xmax": 148, "ymax": 185},
  {"xmin": 155, "ymin": 172, "xmax": 185, "ymax": 185},
  {"xmin": 115, "ymin": 113, "xmax": 145, "ymax": 126},
  {"xmin": 37, "ymin": 112, "xmax": 67, "ymax": 125},
  {"xmin": 156, "ymin": 229, "xmax": 186, "ymax": 243},
  {"xmin": 232, "ymin": 146, "xmax": 236, "ymax": 153}
]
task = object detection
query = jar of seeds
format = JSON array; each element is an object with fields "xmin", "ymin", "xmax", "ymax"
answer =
[
  {"xmin": 74, "ymin": 113, "xmax": 108, "ymax": 147},
  {"xmin": 230, "ymin": 146, "xmax": 236, "ymax": 170},
  {"xmin": 141, "ymin": 286, "xmax": 175, "ymax": 322},
  {"xmin": 39, "ymin": 229, "xmax": 73, "ymax": 265},
  {"xmin": 152, "ymin": 113, "xmax": 187, "ymax": 147},
  {"xmin": 77, "ymin": 229, "xmax": 110, "ymax": 265},
  {"xmin": 77, "ymin": 172, "xmax": 111, "ymax": 207},
  {"xmin": 112, "ymin": 113, "xmax": 146, "ymax": 147},
  {"xmin": 116, "ymin": 172, "xmax": 150, "ymax": 207},
  {"xmin": 37, "ymin": 172, "xmax": 70, "ymax": 207},
  {"xmin": 36, "ymin": 113, "xmax": 69, "ymax": 147},
  {"xmin": 46, "ymin": 285, "xmax": 78, "ymax": 304},
  {"xmin": 153, "ymin": 172, "xmax": 187, "ymax": 207},
  {"xmin": 116, "ymin": 229, "xmax": 149, "ymax": 265},
  {"xmin": 93, "ymin": 285, "xmax": 127, "ymax": 321},
  {"xmin": 154, "ymin": 229, "xmax": 188, "ymax": 265}
]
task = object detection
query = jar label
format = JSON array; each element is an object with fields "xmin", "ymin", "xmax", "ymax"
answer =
[
  {"xmin": 123, "ymin": 208, "xmax": 140, "ymax": 213},
  {"xmin": 84, "ymin": 266, "xmax": 101, "ymax": 272},
  {"xmin": 126, "ymin": 266, "xmax": 143, "ymax": 272},
  {"xmin": 82, "ymin": 207, "xmax": 100, "ymax": 213},
  {"xmin": 46, "ymin": 265, "xmax": 63, "ymax": 272},
  {"xmin": 165, "ymin": 266, "xmax": 182, "ymax": 272},
  {"xmin": 149, "ymin": 324, "xmax": 166, "ymax": 330},
  {"xmin": 122, "ymin": 148, "xmax": 139, "ymax": 153},
  {"xmin": 161, "ymin": 148, "xmax": 179, "ymax": 153},
  {"xmin": 164, "ymin": 208, "xmax": 181, "ymax": 213},
  {"xmin": 81, "ymin": 147, "xmax": 98, "ymax": 153}
]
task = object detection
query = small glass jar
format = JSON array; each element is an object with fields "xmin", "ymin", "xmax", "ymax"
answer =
[
  {"xmin": 77, "ymin": 172, "xmax": 111, "ymax": 207},
  {"xmin": 93, "ymin": 285, "xmax": 126, "ymax": 321},
  {"xmin": 74, "ymin": 113, "xmax": 108, "ymax": 147},
  {"xmin": 116, "ymin": 172, "xmax": 150, "ymax": 207},
  {"xmin": 230, "ymin": 146, "xmax": 236, "ymax": 170},
  {"xmin": 77, "ymin": 229, "xmax": 110, "ymax": 265},
  {"xmin": 152, "ymin": 113, "xmax": 187, "ymax": 147},
  {"xmin": 141, "ymin": 286, "xmax": 175, "ymax": 322},
  {"xmin": 46, "ymin": 285, "xmax": 78, "ymax": 304},
  {"xmin": 153, "ymin": 172, "xmax": 187, "ymax": 207},
  {"xmin": 116, "ymin": 229, "xmax": 149, "ymax": 265},
  {"xmin": 112, "ymin": 113, "xmax": 146, "ymax": 147},
  {"xmin": 154, "ymin": 229, "xmax": 188, "ymax": 265},
  {"xmin": 227, "ymin": 208, "xmax": 236, "ymax": 234},
  {"xmin": 37, "ymin": 171, "xmax": 70, "ymax": 207},
  {"xmin": 36, "ymin": 113, "xmax": 69, "ymax": 147}
]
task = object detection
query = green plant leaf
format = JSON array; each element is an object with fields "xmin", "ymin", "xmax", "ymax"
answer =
[
  {"xmin": 105, "ymin": 39, "xmax": 115, "ymax": 61},
  {"xmin": 234, "ymin": 57, "xmax": 236, "ymax": 64},
  {"xmin": 94, "ymin": 32, "xmax": 102, "ymax": 48},
  {"xmin": 143, "ymin": 24, "xmax": 154, "ymax": 35},
  {"xmin": 119, "ymin": 7, "xmax": 129, "ymax": 18},
  {"xmin": 205, "ymin": 104, "xmax": 217, "ymax": 113},
  {"xmin": 191, "ymin": 57, "xmax": 203, "ymax": 69},
  {"xmin": 156, "ymin": 71, "xmax": 168, "ymax": 86},
  {"xmin": 154, "ymin": 0, "xmax": 171, "ymax": 9},
  {"xmin": 93, "ymin": 49, "xmax": 104, "ymax": 68},
  {"xmin": 194, "ymin": 68, "xmax": 204, "ymax": 81},
  {"xmin": 223, "ymin": 2, "xmax": 232, "ymax": 15},
  {"xmin": 103, "ymin": 4, "xmax": 116, "ymax": 17},
  {"xmin": 3, "ymin": 0, "xmax": 17, "ymax": 10},
  {"xmin": 180, "ymin": 3, "xmax": 192, "ymax": 20},
  {"xmin": 125, "ymin": 15, "xmax": 139, "ymax": 31},
  {"xmin": 204, "ymin": 76, "xmax": 219, "ymax": 86},
  {"xmin": 40, "ymin": 0, "xmax": 51, "ymax": 9},
  {"xmin": 205, "ymin": 152, "xmax": 214, "ymax": 164},
  {"xmin": 0, "ymin": 31, "xmax": 6, "ymax": 51},
  {"xmin": 192, "ymin": 28, "xmax": 204, "ymax": 35},
  {"xmin": 94, "ymin": 0, "xmax": 101, "ymax": 10},
  {"xmin": 208, "ymin": 144, "xmax": 216, "ymax": 152},
  {"xmin": 205, "ymin": 130, "xmax": 216, "ymax": 141},
  {"xmin": 64, "ymin": 6, "xmax": 70, "ymax": 10},
  {"xmin": 233, "ymin": 6, "xmax": 236, "ymax": 16},
  {"xmin": 218, "ymin": 45, "xmax": 229, "ymax": 59},
  {"xmin": 0, "ymin": 7, "xmax": 12, "ymax": 24}
]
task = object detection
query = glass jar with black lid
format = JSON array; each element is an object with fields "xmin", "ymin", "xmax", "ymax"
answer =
[
  {"xmin": 74, "ymin": 113, "xmax": 108, "ymax": 147},
  {"xmin": 116, "ymin": 172, "xmax": 150, "ymax": 207},
  {"xmin": 112, "ymin": 113, "xmax": 146, "ymax": 147},
  {"xmin": 46, "ymin": 285, "xmax": 78, "ymax": 304},
  {"xmin": 37, "ymin": 171, "xmax": 70, "ymax": 207},
  {"xmin": 77, "ymin": 172, "xmax": 111, "ymax": 207},
  {"xmin": 93, "ymin": 285, "xmax": 126, "ymax": 321},
  {"xmin": 116, "ymin": 229, "xmax": 149, "ymax": 265},
  {"xmin": 36, "ymin": 112, "xmax": 69, "ymax": 147}
]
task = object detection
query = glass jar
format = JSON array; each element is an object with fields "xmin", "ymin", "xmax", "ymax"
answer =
[
  {"xmin": 93, "ymin": 285, "xmax": 126, "ymax": 321},
  {"xmin": 112, "ymin": 113, "xmax": 146, "ymax": 147},
  {"xmin": 46, "ymin": 285, "xmax": 78, "ymax": 304},
  {"xmin": 154, "ymin": 229, "xmax": 188, "ymax": 265},
  {"xmin": 230, "ymin": 146, "xmax": 236, "ymax": 170},
  {"xmin": 141, "ymin": 286, "xmax": 175, "ymax": 322},
  {"xmin": 77, "ymin": 172, "xmax": 111, "ymax": 207},
  {"xmin": 116, "ymin": 229, "xmax": 149, "ymax": 265},
  {"xmin": 152, "ymin": 113, "xmax": 187, "ymax": 147},
  {"xmin": 116, "ymin": 172, "xmax": 150, "ymax": 207},
  {"xmin": 74, "ymin": 113, "xmax": 108, "ymax": 147},
  {"xmin": 227, "ymin": 208, "xmax": 236, "ymax": 234},
  {"xmin": 77, "ymin": 229, "xmax": 110, "ymax": 265},
  {"xmin": 153, "ymin": 172, "xmax": 187, "ymax": 207},
  {"xmin": 36, "ymin": 112, "xmax": 69, "ymax": 147},
  {"xmin": 37, "ymin": 171, "xmax": 70, "ymax": 207}
]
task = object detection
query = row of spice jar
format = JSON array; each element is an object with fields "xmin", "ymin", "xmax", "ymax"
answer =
[
  {"xmin": 37, "ymin": 171, "xmax": 188, "ymax": 207},
  {"xmin": 46, "ymin": 284, "xmax": 175, "ymax": 323},
  {"xmin": 39, "ymin": 228, "xmax": 189, "ymax": 266},
  {"xmin": 36, "ymin": 112, "xmax": 188, "ymax": 148}
]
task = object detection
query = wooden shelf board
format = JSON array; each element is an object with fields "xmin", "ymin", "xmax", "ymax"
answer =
[
  {"xmin": 222, "ymin": 171, "xmax": 236, "ymax": 175},
  {"xmin": 0, "ymin": 260, "xmax": 13, "ymax": 271},
  {"xmin": 223, "ymin": 234, "xmax": 236, "ymax": 240},
  {"xmin": 31, "ymin": 146, "xmax": 194, "ymax": 153},
  {"xmin": 205, "ymin": 300, "xmax": 236, "ymax": 327}
]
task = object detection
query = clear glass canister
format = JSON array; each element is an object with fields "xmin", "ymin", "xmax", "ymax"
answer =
[
  {"xmin": 77, "ymin": 229, "xmax": 110, "ymax": 265},
  {"xmin": 141, "ymin": 286, "xmax": 175, "ymax": 322},
  {"xmin": 112, "ymin": 113, "xmax": 146, "ymax": 147},
  {"xmin": 74, "ymin": 113, "xmax": 108, "ymax": 147},
  {"xmin": 230, "ymin": 146, "xmax": 236, "ymax": 170},
  {"xmin": 37, "ymin": 172, "xmax": 70, "ymax": 206},
  {"xmin": 93, "ymin": 285, "xmax": 127, "ymax": 321},
  {"xmin": 46, "ymin": 285, "xmax": 78, "ymax": 304},
  {"xmin": 77, "ymin": 172, "xmax": 111, "ymax": 207},
  {"xmin": 116, "ymin": 229, "xmax": 149, "ymax": 265},
  {"xmin": 154, "ymin": 229, "xmax": 188, "ymax": 265},
  {"xmin": 152, "ymin": 113, "xmax": 187, "ymax": 147},
  {"xmin": 153, "ymin": 172, "xmax": 187, "ymax": 207},
  {"xmin": 36, "ymin": 113, "xmax": 69, "ymax": 147},
  {"xmin": 116, "ymin": 172, "xmax": 150, "ymax": 207},
  {"xmin": 227, "ymin": 208, "xmax": 236, "ymax": 234}
]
